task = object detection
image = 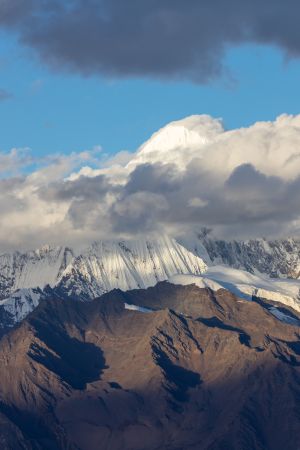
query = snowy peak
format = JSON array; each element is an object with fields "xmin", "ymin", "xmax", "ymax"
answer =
[
  {"xmin": 184, "ymin": 233, "xmax": 300, "ymax": 279},
  {"xmin": 170, "ymin": 265, "xmax": 300, "ymax": 313},
  {"xmin": 58, "ymin": 235, "xmax": 207, "ymax": 299},
  {"xmin": 128, "ymin": 115, "xmax": 224, "ymax": 168},
  {"xmin": 3, "ymin": 233, "xmax": 300, "ymax": 331},
  {"xmin": 0, "ymin": 288, "xmax": 46, "ymax": 324},
  {"xmin": 0, "ymin": 246, "xmax": 74, "ymax": 299},
  {"xmin": 0, "ymin": 236, "xmax": 207, "ymax": 319},
  {"xmin": 0, "ymin": 236, "xmax": 208, "ymax": 331}
]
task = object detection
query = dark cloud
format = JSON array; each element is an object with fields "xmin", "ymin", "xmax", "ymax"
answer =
[
  {"xmin": 2, "ymin": 0, "xmax": 300, "ymax": 82},
  {"xmin": 37, "ymin": 159, "xmax": 300, "ymax": 239},
  {"xmin": 125, "ymin": 163, "xmax": 181, "ymax": 194},
  {"xmin": 114, "ymin": 161, "xmax": 300, "ymax": 235},
  {"xmin": 111, "ymin": 192, "xmax": 168, "ymax": 233},
  {"xmin": 39, "ymin": 174, "xmax": 113, "ymax": 201}
]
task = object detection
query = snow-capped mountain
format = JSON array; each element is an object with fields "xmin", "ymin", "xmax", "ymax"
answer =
[
  {"xmin": 0, "ymin": 236, "xmax": 207, "ymax": 325},
  {"xmin": 0, "ymin": 245, "xmax": 74, "ymax": 300},
  {"xmin": 2, "ymin": 232, "xmax": 300, "ymax": 331},
  {"xmin": 126, "ymin": 115, "xmax": 223, "ymax": 170},
  {"xmin": 0, "ymin": 288, "xmax": 46, "ymax": 324},
  {"xmin": 180, "ymin": 232, "xmax": 300, "ymax": 279},
  {"xmin": 56, "ymin": 236, "xmax": 207, "ymax": 300},
  {"xmin": 0, "ymin": 236, "xmax": 206, "ymax": 300},
  {"xmin": 169, "ymin": 265, "xmax": 300, "ymax": 314}
]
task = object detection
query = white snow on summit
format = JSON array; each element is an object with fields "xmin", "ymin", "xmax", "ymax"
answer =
[
  {"xmin": 0, "ymin": 246, "xmax": 73, "ymax": 299},
  {"xmin": 2, "ymin": 233, "xmax": 300, "ymax": 327},
  {"xmin": 58, "ymin": 235, "xmax": 208, "ymax": 299},
  {"xmin": 127, "ymin": 115, "xmax": 224, "ymax": 170},
  {"xmin": 0, "ymin": 288, "xmax": 44, "ymax": 323},
  {"xmin": 169, "ymin": 265, "xmax": 300, "ymax": 313},
  {"xmin": 0, "ymin": 235, "xmax": 207, "ymax": 317}
]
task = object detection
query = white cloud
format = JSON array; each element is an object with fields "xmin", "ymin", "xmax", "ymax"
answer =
[
  {"xmin": 0, "ymin": 147, "xmax": 32, "ymax": 175},
  {"xmin": 2, "ymin": 113, "xmax": 300, "ymax": 251}
]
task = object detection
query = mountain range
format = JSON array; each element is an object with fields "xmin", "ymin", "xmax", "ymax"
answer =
[
  {"xmin": 0, "ymin": 167, "xmax": 300, "ymax": 447},
  {"xmin": 0, "ymin": 282, "xmax": 300, "ymax": 449},
  {"xmin": 1, "ymin": 234, "xmax": 300, "ymax": 332}
]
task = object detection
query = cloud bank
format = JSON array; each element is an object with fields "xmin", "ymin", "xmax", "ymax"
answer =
[
  {"xmin": 1, "ymin": 0, "xmax": 300, "ymax": 82},
  {"xmin": 1, "ymin": 113, "xmax": 300, "ymax": 250}
]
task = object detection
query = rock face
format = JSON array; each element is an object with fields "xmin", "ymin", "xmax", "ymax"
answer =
[
  {"xmin": 4, "ymin": 233, "xmax": 300, "ymax": 332},
  {"xmin": 0, "ymin": 236, "xmax": 207, "ymax": 328},
  {"xmin": 182, "ymin": 233, "xmax": 300, "ymax": 278},
  {"xmin": 0, "ymin": 236, "xmax": 207, "ymax": 301},
  {"xmin": 56, "ymin": 236, "xmax": 207, "ymax": 300},
  {"xmin": 169, "ymin": 268, "xmax": 300, "ymax": 313},
  {"xmin": 0, "ymin": 246, "xmax": 74, "ymax": 300},
  {"xmin": 0, "ymin": 283, "xmax": 300, "ymax": 449}
]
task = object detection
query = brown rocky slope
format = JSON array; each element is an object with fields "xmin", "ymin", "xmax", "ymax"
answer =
[{"xmin": 0, "ymin": 282, "xmax": 300, "ymax": 449}]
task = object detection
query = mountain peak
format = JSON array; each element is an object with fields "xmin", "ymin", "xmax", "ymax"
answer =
[
  {"xmin": 1, "ymin": 282, "xmax": 300, "ymax": 449},
  {"xmin": 128, "ymin": 115, "xmax": 224, "ymax": 169}
]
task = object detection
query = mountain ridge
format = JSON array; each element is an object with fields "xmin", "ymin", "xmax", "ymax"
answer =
[
  {"xmin": 2, "ymin": 234, "xmax": 300, "ymax": 333},
  {"xmin": 0, "ymin": 282, "xmax": 300, "ymax": 449}
]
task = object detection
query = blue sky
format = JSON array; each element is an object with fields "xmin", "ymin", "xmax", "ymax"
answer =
[
  {"xmin": 2, "ymin": 1, "xmax": 300, "ymax": 248},
  {"xmin": 1, "ymin": 31, "xmax": 300, "ymax": 158}
]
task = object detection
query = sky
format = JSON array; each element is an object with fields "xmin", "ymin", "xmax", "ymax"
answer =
[
  {"xmin": 1, "ymin": 0, "xmax": 300, "ymax": 250},
  {"xmin": 1, "ymin": 37, "xmax": 300, "ymax": 157}
]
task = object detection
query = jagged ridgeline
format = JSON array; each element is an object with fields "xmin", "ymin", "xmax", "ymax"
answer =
[
  {"xmin": 0, "ymin": 283, "xmax": 300, "ymax": 449},
  {"xmin": 2, "ymin": 235, "xmax": 300, "ymax": 334}
]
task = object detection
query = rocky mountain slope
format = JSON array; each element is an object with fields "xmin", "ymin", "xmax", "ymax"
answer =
[
  {"xmin": 3, "ymin": 234, "xmax": 300, "ymax": 332},
  {"xmin": 0, "ymin": 236, "xmax": 206, "ymax": 301},
  {"xmin": 56, "ymin": 236, "xmax": 207, "ymax": 300},
  {"xmin": 0, "ymin": 236, "xmax": 207, "ymax": 332},
  {"xmin": 170, "ymin": 266, "xmax": 300, "ymax": 313},
  {"xmin": 182, "ymin": 232, "xmax": 300, "ymax": 278},
  {"xmin": 0, "ymin": 283, "xmax": 300, "ymax": 449},
  {"xmin": 0, "ymin": 245, "xmax": 74, "ymax": 300}
]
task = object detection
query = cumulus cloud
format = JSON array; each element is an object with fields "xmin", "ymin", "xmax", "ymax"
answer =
[
  {"xmin": 1, "ymin": 1, "xmax": 300, "ymax": 82},
  {"xmin": 0, "ymin": 148, "xmax": 32, "ymax": 175},
  {"xmin": 2, "ymin": 113, "xmax": 300, "ymax": 250}
]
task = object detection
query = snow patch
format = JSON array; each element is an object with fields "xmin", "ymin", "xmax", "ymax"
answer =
[
  {"xmin": 169, "ymin": 265, "xmax": 300, "ymax": 313},
  {"xmin": 0, "ymin": 288, "xmax": 44, "ymax": 323},
  {"xmin": 124, "ymin": 303, "xmax": 153, "ymax": 313}
]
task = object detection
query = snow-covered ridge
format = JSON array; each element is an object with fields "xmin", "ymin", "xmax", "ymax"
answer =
[
  {"xmin": 57, "ymin": 235, "xmax": 207, "ymax": 299},
  {"xmin": 2, "ymin": 233, "xmax": 300, "ymax": 329},
  {"xmin": 0, "ymin": 236, "xmax": 207, "ymax": 322},
  {"xmin": 180, "ymin": 233, "xmax": 300, "ymax": 279},
  {"xmin": 0, "ymin": 288, "xmax": 45, "ymax": 324},
  {"xmin": 0, "ymin": 246, "xmax": 74, "ymax": 299},
  {"xmin": 124, "ymin": 303, "xmax": 153, "ymax": 313},
  {"xmin": 169, "ymin": 265, "xmax": 300, "ymax": 313}
]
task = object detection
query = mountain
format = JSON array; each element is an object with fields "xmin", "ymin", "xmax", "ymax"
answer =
[
  {"xmin": 0, "ymin": 245, "xmax": 74, "ymax": 300},
  {"xmin": 170, "ymin": 266, "xmax": 300, "ymax": 313},
  {"xmin": 127, "ymin": 115, "xmax": 223, "ymax": 170},
  {"xmin": 0, "ymin": 236, "xmax": 207, "ymax": 330},
  {"xmin": 0, "ymin": 237, "xmax": 206, "ymax": 301},
  {"xmin": 3, "ymin": 234, "xmax": 300, "ymax": 332},
  {"xmin": 181, "ymin": 232, "xmax": 300, "ymax": 278},
  {"xmin": 0, "ymin": 282, "xmax": 300, "ymax": 449},
  {"xmin": 55, "ymin": 236, "xmax": 207, "ymax": 300}
]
